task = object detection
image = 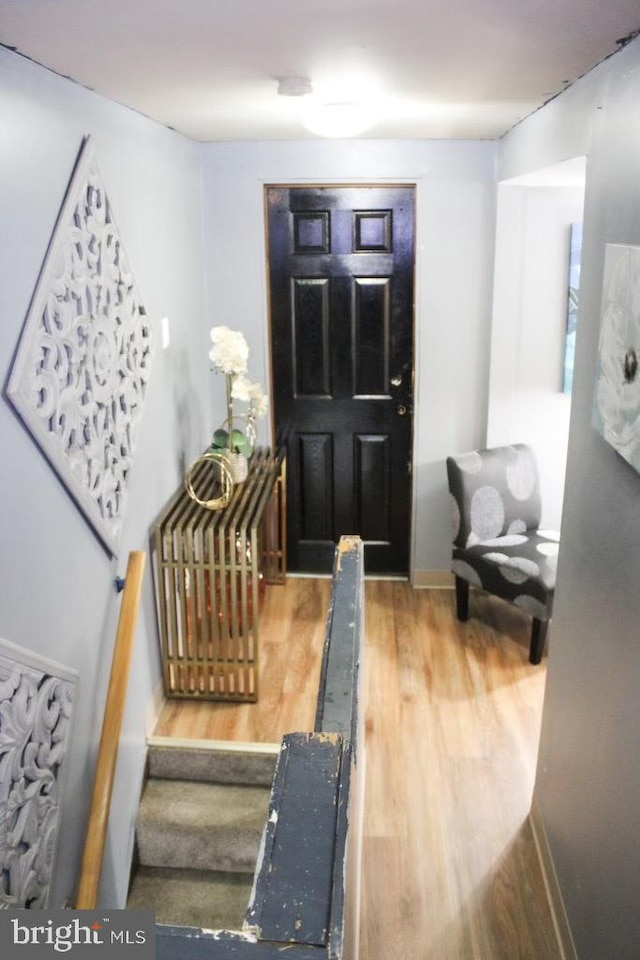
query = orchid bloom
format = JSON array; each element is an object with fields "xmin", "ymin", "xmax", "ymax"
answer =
[{"xmin": 209, "ymin": 325, "xmax": 249, "ymax": 375}]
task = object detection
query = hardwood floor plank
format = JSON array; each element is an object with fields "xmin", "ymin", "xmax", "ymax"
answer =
[{"xmin": 152, "ymin": 578, "xmax": 560, "ymax": 958}]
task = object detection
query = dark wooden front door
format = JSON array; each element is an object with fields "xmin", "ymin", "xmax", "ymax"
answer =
[{"xmin": 266, "ymin": 185, "xmax": 415, "ymax": 574}]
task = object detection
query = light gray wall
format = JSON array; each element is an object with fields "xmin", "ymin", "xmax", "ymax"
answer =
[
  {"xmin": 488, "ymin": 183, "xmax": 585, "ymax": 530},
  {"xmin": 202, "ymin": 139, "xmax": 498, "ymax": 578},
  {"xmin": 1, "ymin": 48, "xmax": 497, "ymax": 909},
  {"xmin": 501, "ymin": 36, "xmax": 640, "ymax": 959},
  {"xmin": 0, "ymin": 48, "xmax": 209, "ymax": 907}
]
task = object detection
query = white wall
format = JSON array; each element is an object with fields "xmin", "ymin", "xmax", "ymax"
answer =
[
  {"xmin": 501, "ymin": 36, "xmax": 640, "ymax": 959},
  {"xmin": 202, "ymin": 139, "xmax": 498, "ymax": 578},
  {"xmin": 0, "ymin": 48, "xmax": 208, "ymax": 906},
  {"xmin": 488, "ymin": 182, "xmax": 585, "ymax": 530}
]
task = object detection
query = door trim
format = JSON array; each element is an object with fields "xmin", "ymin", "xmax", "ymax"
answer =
[{"xmin": 264, "ymin": 182, "xmax": 417, "ymax": 574}]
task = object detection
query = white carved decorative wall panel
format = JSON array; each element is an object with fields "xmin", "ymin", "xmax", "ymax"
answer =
[
  {"xmin": 0, "ymin": 637, "xmax": 77, "ymax": 908},
  {"xmin": 7, "ymin": 137, "xmax": 154, "ymax": 556}
]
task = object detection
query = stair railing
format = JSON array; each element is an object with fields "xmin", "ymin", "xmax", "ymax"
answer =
[
  {"xmin": 76, "ymin": 550, "xmax": 146, "ymax": 909},
  {"xmin": 156, "ymin": 536, "xmax": 365, "ymax": 959}
]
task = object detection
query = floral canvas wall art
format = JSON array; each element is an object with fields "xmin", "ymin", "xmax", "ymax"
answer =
[{"xmin": 592, "ymin": 243, "xmax": 640, "ymax": 471}]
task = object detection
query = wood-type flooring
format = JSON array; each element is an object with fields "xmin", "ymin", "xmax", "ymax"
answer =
[{"xmin": 153, "ymin": 578, "xmax": 561, "ymax": 960}]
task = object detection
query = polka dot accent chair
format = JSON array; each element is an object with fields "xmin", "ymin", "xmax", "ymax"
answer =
[{"xmin": 446, "ymin": 444, "xmax": 559, "ymax": 664}]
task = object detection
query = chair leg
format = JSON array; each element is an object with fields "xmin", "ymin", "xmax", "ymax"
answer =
[
  {"xmin": 530, "ymin": 618, "xmax": 548, "ymax": 665},
  {"xmin": 454, "ymin": 576, "xmax": 470, "ymax": 622}
]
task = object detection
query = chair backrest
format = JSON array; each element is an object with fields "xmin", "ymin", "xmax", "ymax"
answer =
[{"xmin": 446, "ymin": 444, "xmax": 542, "ymax": 548}]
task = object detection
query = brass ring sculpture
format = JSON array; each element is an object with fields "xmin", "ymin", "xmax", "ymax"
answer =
[{"xmin": 184, "ymin": 451, "xmax": 235, "ymax": 511}]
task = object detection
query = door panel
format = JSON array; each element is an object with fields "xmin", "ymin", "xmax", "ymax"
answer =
[
  {"xmin": 293, "ymin": 279, "xmax": 330, "ymax": 396},
  {"xmin": 267, "ymin": 185, "xmax": 415, "ymax": 574},
  {"xmin": 298, "ymin": 433, "xmax": 333, "ymax": 542},
  {"xmin": 353, "ymin": 277, "xmax": 390, "ymax": 395},
  {"xmin": 355, "ymin": 434, "xmax": 391, "ymax": 541}
]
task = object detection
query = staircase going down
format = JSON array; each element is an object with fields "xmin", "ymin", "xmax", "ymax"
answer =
[{"xmin": 127, "ymin": 741, "xmax": 278, "ymax": 931}]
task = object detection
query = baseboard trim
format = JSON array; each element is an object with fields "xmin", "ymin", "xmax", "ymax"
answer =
[
  {"xmin": 530, "ymin": 798, "xmax": 578, "ymax": 960},
  {"xmin": 144, "ymin": 679, "xmax": 166, "ymax": 737},
  {"xmin": 412, "ymin": 569, "xmax": 455, "ymax": 589}
]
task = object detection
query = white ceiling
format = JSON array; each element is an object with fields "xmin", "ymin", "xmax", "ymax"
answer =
[{"xmin": 1, "ymin": 0, "xmax": 639, "ymax": 142}]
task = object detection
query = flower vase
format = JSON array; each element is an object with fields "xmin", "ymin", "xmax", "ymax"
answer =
[{"xmin": 225, "ymin": 450, "xmax": 248, "ymax": 484}]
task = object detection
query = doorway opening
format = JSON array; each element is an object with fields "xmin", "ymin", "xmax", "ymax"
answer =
[{"xmin": 487, "ymin": 157, "xmax": 586, "ymax": 533}]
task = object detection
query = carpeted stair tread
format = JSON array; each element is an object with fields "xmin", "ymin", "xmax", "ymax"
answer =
[
  {"xmin": 148, "ymin": 745, "xmax": 277, "ymax": 786},
  {"xmin": 136, "ymin": 778, "xmax": 271, "ymax": 873},
  {"xmin": 127, "ymin": 866, "xmax": 252, "ymax": 931}
]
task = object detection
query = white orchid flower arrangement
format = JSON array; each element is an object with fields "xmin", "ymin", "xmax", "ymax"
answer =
[{"xmin": 209, "ymin": 325, "xmax": 268, "ymax": 456}]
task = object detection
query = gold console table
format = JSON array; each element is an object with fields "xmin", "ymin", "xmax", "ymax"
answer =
[{"xmin": 154, "ymin": 448, "xmax": 286, "ymax": 702}]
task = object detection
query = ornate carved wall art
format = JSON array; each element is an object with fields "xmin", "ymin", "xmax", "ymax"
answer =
[
  {"xmin": 0, "ymin": 637, "xmax": 77, "ymax": 908},
  {"xmin": 7, "ymin": 136, "xmax": 154, "ymax": 556}
]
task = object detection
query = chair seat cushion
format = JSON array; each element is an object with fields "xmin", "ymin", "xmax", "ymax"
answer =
[{"xmin": 452, "ymin": 530, "xmax": 559, "ymax": 621}]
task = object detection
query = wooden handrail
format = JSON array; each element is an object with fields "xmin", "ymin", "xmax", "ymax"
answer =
[{"xmin": 76, "ymin": 550, "xmax": 146, "ymax": 909}]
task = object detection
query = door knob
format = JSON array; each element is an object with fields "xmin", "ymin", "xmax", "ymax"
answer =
[{"xmin": 397, "ymin": 404, "xmax": 407, "ymax": 416}]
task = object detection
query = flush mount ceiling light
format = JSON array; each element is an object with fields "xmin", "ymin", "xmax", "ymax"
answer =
[{"xmin": 303, "ymin": 101, "xmax": 376, "ymax": 138}]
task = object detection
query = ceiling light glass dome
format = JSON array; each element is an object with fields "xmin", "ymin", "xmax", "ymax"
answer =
[{"xmin": 303, "ymin": 102, "xmax": 376, "ymax": 138}]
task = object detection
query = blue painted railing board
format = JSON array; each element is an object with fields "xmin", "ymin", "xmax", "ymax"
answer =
[
  {"xmin": 326, "ymin": 740, "xmax": 353, "ymax": 960},
  {"xmin": 153, "ymin": 535, "xmax": 364, "ymax": 960},
  {"xmin": 156, "ymin": 927, "xmax": 325, "ymax": 960},
  {"xmin": 246, "ymin": 733, "xmax": 346, "ymax": 946},
  {"xmin": 315, "ymin": 537, "xmax": 363, "ymax": 749}
]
